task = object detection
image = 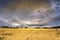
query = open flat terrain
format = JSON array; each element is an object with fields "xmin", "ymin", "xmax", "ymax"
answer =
[{"xmin": 0, "ymin": 28, "xmax": 60, "ymax": 40}]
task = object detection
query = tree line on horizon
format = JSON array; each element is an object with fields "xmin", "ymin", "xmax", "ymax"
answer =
[{"xmin": 0, "ymin": 26, "xmax": 60, "ymax": 28}]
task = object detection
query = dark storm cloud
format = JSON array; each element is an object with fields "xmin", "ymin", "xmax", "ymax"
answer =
[
  {"xmin": 54, "ymin": 0, "xmax": 60, "ymax": 2},
  {"xmin": 0, "ymin": 0, "xmax": 50, "ymax": 6},
  {"xmin": 52, "ymin": 16, "xmax": 60, "ymax": 21},
  {"xmin": 0, "ymin": 0, "xmax": 60, "ymax": 27}
]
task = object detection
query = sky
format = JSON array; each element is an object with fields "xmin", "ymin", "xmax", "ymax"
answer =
[{"xmin": 0, "ymin": 0, "xmax": 60, "ymax": 27}]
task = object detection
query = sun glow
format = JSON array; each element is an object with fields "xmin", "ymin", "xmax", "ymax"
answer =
[
  {"xmin": 24, "ymin": 21, "xmax": 31, "ymax": 24},
  {"xmin": 12, "ymin": 23, "xmax": 20, "ymax": 26}
]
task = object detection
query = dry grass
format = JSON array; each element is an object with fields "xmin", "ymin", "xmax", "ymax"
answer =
[{"xmin": 0, "ymin": 28, "xmax": 60, "ymax": 40}]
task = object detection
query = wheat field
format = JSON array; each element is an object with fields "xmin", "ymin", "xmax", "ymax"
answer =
[{"xmin": 0, "ymin": 28, "xmax": 60, "ymax": 40}]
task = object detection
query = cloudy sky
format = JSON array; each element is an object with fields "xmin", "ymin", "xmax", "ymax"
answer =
[{"xmin": 0, "ymin": 0, "xmax": 60, "ymax": 27}]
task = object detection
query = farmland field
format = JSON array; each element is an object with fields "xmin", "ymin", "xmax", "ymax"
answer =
[{"xmin": 0, "ymin": 28, "xmax": 60, "ymax": 40}]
